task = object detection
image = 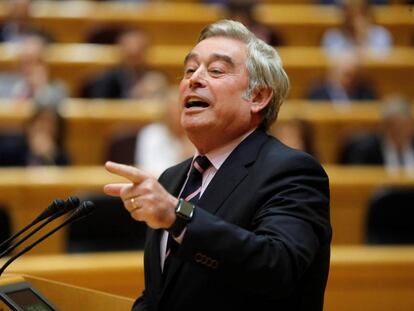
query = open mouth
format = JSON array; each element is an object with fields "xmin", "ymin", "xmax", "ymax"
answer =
[{"xmin": 185, "ymin": 100, "xmax": 210, "ymax": 109}]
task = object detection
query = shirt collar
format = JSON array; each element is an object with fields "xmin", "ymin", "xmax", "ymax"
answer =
[{"xmin": 195, "ymin": 128, "xmax": 256, "ymax": 171}]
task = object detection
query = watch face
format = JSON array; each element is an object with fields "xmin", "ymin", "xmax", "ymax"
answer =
[{"xmin": 177, "ymin": 200, "xmax": 194, "ymax": 219}]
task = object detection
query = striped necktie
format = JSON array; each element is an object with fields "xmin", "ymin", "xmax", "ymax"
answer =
[
  {"xmin": 163, "ymin": 156, "xmax": 211, "ymax": 275},
  {"xmin": 180, "ymin": 155, "xmax": 212, "ymax": 204}
]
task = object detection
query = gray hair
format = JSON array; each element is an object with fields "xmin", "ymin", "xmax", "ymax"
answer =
[{"xmin": 198, "ymin": 19, "xmax": 289, "ymax": 130}]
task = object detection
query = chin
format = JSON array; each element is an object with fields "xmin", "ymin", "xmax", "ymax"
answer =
[{"xmin": 182, "ymin": 118, "xmax": 213, "ymax": 133}]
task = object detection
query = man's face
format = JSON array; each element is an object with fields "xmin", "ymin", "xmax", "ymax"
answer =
[{"xmin": 178, "ymin": 36, "xmax": 254, "ymax": 150}]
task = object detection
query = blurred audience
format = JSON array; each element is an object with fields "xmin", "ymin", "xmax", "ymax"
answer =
[
  {"xmin": 0, "ymin": 106, "xmax": 70, "ymax": 166},
  {"xmin": 340, "ymin": 95, "xmax": 414, "ymax": 173},
  {"xmin": 273, "ymin": 119, "xmax": 315, "ymax": 156},
  {"xmin": 0, "ymin": 33, "xmax": 66, "ymax": 105},
  {"xmin": 85, "ymin": 24, "xmax": 127, "ymax": 45},
  {"xmin": 0, "ymin": 0, "xmax": 53, "ymax": 43},
  {"xmin": 307, "ymin": 51, "xmax": 377, "ymax": 104},
  {"xmin": 225, "ymin": 0, "xmax": 283, "ymax": 46},
  {"xmin": 319, "ymin": 0, "xmax": 388, "ymax": 5},
  {"xmin": 134, "ymin": 88, "xmax": 193, "ymax": 177},
  {"xmin": 322, "ymin": 0, "xmax": 393, "ymax": 58},
  {"xmin": 81, "ymin": 28, "xmax": 168, "ymax": 99}
]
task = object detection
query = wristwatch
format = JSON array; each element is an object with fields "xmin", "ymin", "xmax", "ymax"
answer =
[{"xmin": 168, "ymin": 199, "xmax": 195, "ymax": 238}]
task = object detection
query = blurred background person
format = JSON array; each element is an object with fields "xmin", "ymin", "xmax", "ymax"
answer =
[
  {"xmin": 273, "ymin": 119, "xmax": 315, "ymax": 157},
  {"xmin": 129, "ymin": 70, "xmax": 169, "ymax": 101},
  {"xmin": 321, "ymin": 0, "xmax": 393, "ymax": 58},
  {"xmin": 0, "ymin": 105, "xmax": 70, "ymax": 166},
  {"xmin": 340, "ymin": 95, "xmax": 414, "ymax": 173},
  {"xmin": 133, "ymin": 88, "xmax": 193, "ymax": 177},
  {"xmin": 224, "ymin": 0, "xmax": 283, "ymax": 46},
  {"xmin": 0, "ymin": 33, "xmax": 66, "ymax": 105},
  {"xmin": 0, "ymin": 0, "xmax": 53, "ymax": 43},
  {"xmin": 307, "ymin": 51, "xmax": 377, "ymax": 104},
  {"xmin": 81, "ymin": 28, "xmax": 166, "ymax": 99}
]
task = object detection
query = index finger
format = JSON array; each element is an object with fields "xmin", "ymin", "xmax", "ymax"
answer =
[{"xmin": 105, "ymin": 161, "xmax": 151, "ymax": 184}]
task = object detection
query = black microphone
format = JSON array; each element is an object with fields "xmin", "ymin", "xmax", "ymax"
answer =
[
  {"xmin": 0, "ymin": 197, "xmax": 80, "ymax": 259},
  {"xmin": 0, "ymin": 199, "xmax": 66, "ymax": 251},
  {"xmin": 0, "ymin": 201, "xmax": 95, "ymax": 276}
]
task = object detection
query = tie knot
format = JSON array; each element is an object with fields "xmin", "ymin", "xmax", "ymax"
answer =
[{"xmin": 193, "ymin": 156, "xmax": 211, "ymax": 174}]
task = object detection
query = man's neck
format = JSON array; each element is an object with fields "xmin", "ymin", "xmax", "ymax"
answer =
[{"xmin": 188, "ymin": 126, "xmax": 259, "ymax": 155}]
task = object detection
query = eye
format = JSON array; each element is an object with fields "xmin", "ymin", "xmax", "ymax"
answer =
[
  {"xmin": 184, "ymin": 67, "xmax": 196, "ymax": 78},
  {"xmin": 209, "ymin": 68, "xmax": 224, "ymax": 77}
]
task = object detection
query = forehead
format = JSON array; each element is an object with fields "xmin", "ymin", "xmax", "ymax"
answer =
[{"xmin": 186, "ymin": 36, "xmax": 247, "ymax": 64}]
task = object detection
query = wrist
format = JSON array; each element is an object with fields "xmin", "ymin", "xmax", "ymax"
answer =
[{"xmin": 167, "ymin": 199, "xmax": 195, "ymax": 238}]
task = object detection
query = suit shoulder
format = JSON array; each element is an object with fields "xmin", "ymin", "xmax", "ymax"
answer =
[{"xmin": 261, "ymin": 136, "xmax": 327, "ymax": 177}]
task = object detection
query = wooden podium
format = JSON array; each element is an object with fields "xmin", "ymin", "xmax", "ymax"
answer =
[{"xmin": 0, "ymin": 274, "xmax": 134, "ymax": 311}]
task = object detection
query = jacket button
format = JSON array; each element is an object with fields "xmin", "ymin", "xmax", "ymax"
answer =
[{"xmin": 194, "ymin": 253, "xmax": 203, "ymax": 262}]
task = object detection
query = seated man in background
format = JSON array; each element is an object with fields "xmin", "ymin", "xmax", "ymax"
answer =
[
  {"xmin": 340, "ymin": 95, "xmax": 414, "ymax": 173},
  {"xmin": 225, "ymin": 0, "xmax": 284, "ymax": 46},
  {"xmin": 82, "ymin": 28, "xmax": 167, "ymax": 99},
  {"xmin": 134, "ymin": 88, "xmax": 194, "ymax": 177},
  {"xmin": 0, "ymin": 0, "xmax": 53, "ymax": 43},
  {"xmin": 0, "ymin": 33, "xmax": 66, "ymax": 105},
  {"xmin": 273, "ymin": 119, "xmax": 315, "ymax": 157},
  {"xmin": 321, "ymin": 0, "xmax": 392, "ymax": 58},
  {"xmin": 307, "ymin": 51, "xmax": 377, "ymax": 104},
  {"xmin": 0, "ymin": 106, "xmax": 70, "ymax": 166}
]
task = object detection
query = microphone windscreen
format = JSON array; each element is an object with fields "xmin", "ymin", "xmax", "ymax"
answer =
[
  {"xmin": 65, "ymin": 196, "xmax": 80, "ymax": 212},
  {"xmin": 70, "ymin": 201, "xmax": 95, "ymax": 220},
  {"xmin": 35, "ymin": 199, "xmax": 65, "ymax": 222}
]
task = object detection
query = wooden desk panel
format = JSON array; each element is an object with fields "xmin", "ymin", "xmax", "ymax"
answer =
[
  {"xmin": 2, "ymin": 247, "xmax": 414, "ymax": 311},
  {"xmin": 0, "ymin": 166, "xmax": 414, "ymax": 254}
]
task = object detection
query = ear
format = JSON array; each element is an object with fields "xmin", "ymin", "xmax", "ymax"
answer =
[{"xmin": 250, "ymin": 86, "xmax": 273, "ymax": 114}]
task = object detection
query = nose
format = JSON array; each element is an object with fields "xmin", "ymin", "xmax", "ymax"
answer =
[{"xmin": 189, "ymin": 67, "xmax": 206, "ymax": 89}]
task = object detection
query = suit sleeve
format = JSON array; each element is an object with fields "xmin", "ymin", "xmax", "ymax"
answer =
[
  {"xmin": 131, "ymin": 294, "xmax": 148, "ymax": 311},
  {"xmin": 175, "ymin": 153, "xmax": 331, "ymax": 299}
]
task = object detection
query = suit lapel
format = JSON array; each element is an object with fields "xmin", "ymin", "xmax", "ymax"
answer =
[
  {"xmin": 161, "ymin": 130, "xmax": 269, "ymax": 292},
  {"xmin": 199, "ymin": 129, "xmax": 268, "ymax": 214}
]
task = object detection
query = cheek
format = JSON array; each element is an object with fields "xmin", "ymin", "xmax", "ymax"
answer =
[{"xmin": 178, "ymin": 81, "xmax": 187, "ymax": 102}]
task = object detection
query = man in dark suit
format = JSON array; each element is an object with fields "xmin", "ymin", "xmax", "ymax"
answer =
[
  {"xmin": 81, "ymin": 29, "xmax": 148, "ymax": 98},
  {"xmin": 340, "ymin": 96, "xmax": 414, "ymax": 171},
  {"xmin": 104, "ymin": 20, "xmax": 331, "ymax": 311},
  {"xmin": 307, "ymin": 51, "xmax": 377, "ymax": 103}
]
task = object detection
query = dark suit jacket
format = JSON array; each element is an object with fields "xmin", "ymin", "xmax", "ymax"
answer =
[
  {"xmin": 340, "ymin": 134, "xmax": 384, "ymax": 164},
  {"xmin": 81, "ymin": 66, "xmax": 147, "ymax": 99},
  {"xmin": 340, "ymin": 133, "xmax": 414, "ymax": 165},
  {"xmin": 134, "ymin": 129, "xmax": 331, "ymax": 311},
  {"xmin": 307, "ymin": 80, "xmax": 377, "ymax": 101},
  {"xmin": 0, "ymin": 133, "xmax": 70, "ymax": 166}
]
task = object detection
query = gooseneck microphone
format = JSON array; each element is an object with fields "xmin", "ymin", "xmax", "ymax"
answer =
[
  {"xmin": 0, "ymin": 199, "xmax": 66, "ymax": 251},
  {"xmin": 0, "ymin": 197, "xmax": 80, "ymax": 259},
  {"xmin": 0, "ymin": 201, "xmax": 95, "ymax": 277}
]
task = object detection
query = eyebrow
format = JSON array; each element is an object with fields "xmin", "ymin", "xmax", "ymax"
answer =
[{"xmin": 183, "ymin": 52, "xmax": 235, "ymax": 68}]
